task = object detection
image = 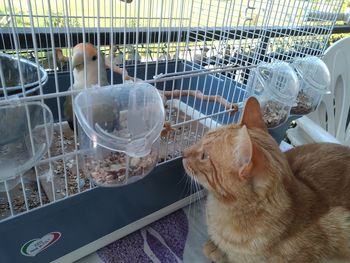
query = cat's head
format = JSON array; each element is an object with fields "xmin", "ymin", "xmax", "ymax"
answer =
[{"xmin": 182, "ymin": 97, "xmax": 287, "ymax": 204}]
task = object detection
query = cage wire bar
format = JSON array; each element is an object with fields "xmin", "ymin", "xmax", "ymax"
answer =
[
  {"xmin": 0, "ymin": 0, "xmax": 345, "ymax": 259},
  {"xmin": 0, "ymin": 0, "xmax": 343, "ymax": 221}
]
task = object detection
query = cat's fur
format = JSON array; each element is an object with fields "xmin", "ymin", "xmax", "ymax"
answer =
[{"xmin": 182, "ymin": 97, "xmax": 350, "ymax": 263}]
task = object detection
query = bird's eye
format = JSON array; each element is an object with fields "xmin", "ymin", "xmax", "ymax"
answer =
[
  {"xmin": 201, "ymin": 151, "xmax": 209, "ymax": 160},
  {"xmin": 92, "ymin": 55, "xmax": 97, "ymax": 61}
]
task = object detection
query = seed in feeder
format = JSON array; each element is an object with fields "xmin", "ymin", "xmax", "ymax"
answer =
[
  {"xmin": 105, "ymin": 173, "xmax": 117, "ymax": 181},
  {"xmin": 132, "ymin": 167, "xmax": 142, "ymax": 176},
  {"xmin": 130, "ymin": 157, "xmax": 141, "ymax": 168},
  {"xmin": 94, "ymin": 177, "xmax": 105, "ymax": 184},
  {"xmin": 291, "ymin": 90, "xmax": 313, "ymax": 115},
  {"xmin": 110, "ymin": 164, "xmax": 124, "ymax": 171},
  {"xmin": 262, "ymin": 100, "xmax": 288, "ymax": 128},
  {"xmin": 85, "ymin": 148, "xmax": 157, "ymax": 186},
  {"xmin": 117, "ymin": 168, "xmax": 126, "ymax": 175},
  {"xmin": 91, "ymin": 171, "xmax": 99, "ymax": 178},
  {"xmin": 106, "ymin": 179, "xmax": 116, "ymax": 184}
]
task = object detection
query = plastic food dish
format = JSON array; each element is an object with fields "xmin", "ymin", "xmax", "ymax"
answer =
[
  {"xmin": 246, "ymin": 61, "xmax": 299, "ymax": 128},
  {"xmin": 290, "ymin": 56, "xmax": 331, "ymax": 115},
  {"xmin": 0, "ymin": 101, "xmax": 54, "ymax": 191},
  {"xmin": 74, "ymin": 83, "xmax": 165, "ymax": 187},
  {"xmin": 0, "ymin": 52, "xmax": 48, "ymax": 98}
]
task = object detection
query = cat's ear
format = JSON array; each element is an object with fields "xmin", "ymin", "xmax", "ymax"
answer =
[
  {"xmin": 240, "ymin": 97, "xmax": 267, "ymax": 132},
  {"xmin": 237, "ymin": 125, "xmax": 254, "ymax": 179}
]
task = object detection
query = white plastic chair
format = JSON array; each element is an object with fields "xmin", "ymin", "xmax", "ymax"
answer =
[{"xmin": 287, "ymin": 37, "xmax": 350, "ymax": 146}]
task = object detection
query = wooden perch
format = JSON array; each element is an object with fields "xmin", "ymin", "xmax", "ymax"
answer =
[
  {"xmin": 162, "ymin": 89, "xmax": 238, "ymax": 113},
  {"xmin": 104, "ymin": 58, "xmax": 143, "ymax": 82},
  {"xmin": 160, "ymin": 90, "xmax": 238, "ymax": 137},
  {"xmin": 103, "ymin": 57, "xmax": 239, "ymax": 136}
]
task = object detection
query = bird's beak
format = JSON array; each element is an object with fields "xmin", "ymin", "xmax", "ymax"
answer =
[{"xmin": 72, "ymin": 51, "xmax": 84, "ymax": 70}]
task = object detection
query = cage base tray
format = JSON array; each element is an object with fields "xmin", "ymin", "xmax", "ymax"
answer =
[{"xmin": 0, "ymin": 157, "xmax": 204, "ymax": 263}]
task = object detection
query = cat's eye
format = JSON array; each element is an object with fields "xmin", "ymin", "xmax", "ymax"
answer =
[
  {"xmin": 201, "ymin": 151, "xmax": 209, "ymax": 160},
  {"xmin": 92, "ymin": 55, "xmax": 97, "ymax": 61}
]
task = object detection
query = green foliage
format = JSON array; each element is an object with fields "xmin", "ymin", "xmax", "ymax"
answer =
[
  {"xmin": 328, "ymin": 33, "xmax": 350, "ymax": 46},
  {"xmin": 127, "ymin": 19, "xmax": 137, "ymax": 27},
  {"xmin": 0, "ymin": 8, "xmax": 80, "ymax": 28},
  {"xmin": 44, "ymin": 12, "xmax": 80, "ymax": 28},
  {"xmin": 340, "ymin": 0, "xmax": 350, "ymax": 11},
  {"xmin": 0, "ymin": 7, "xmax": 31, "ymax": 27}
]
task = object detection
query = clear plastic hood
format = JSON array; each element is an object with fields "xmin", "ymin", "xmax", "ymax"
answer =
[
  {"xmin": 74, "ymin": 83, "xmax": 165, "ymax": 157},
  {"xmin": 292, "ymin": 56, "xmax": 331, "ymax": 94},
  {"xmin": 291, "ymin": 56, "xmax": 331, "ymax": 115},
  {"xmin": 251, "ymin": 61, "xmax": 299, "ymax": 106},
  {"xmin": 246, "ymin": 61, "xmax": 299, "ymax": 128},
  {"xmin": 0, "ymin": 101, "xmax": 53, "ymax": 190}
]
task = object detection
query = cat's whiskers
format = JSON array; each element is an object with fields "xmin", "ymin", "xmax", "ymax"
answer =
[
  {"xmin": 176, "ymin": 168, "xmax": 189, "ymax": 186},
  {"xmin": 189, "ymin": 179, "xmax": 201, "ymax": 225},
  {"xmin": 188, "ymin": 175, "xmax": 196, "ymax": 219},
  {"xmin": 183, "ymin": 170, "xmax": 196, "ymax": 218},
  {"xmin": 196, "ymin": 182, "xmax": 205, "ymax": 224},
  {"xmin": 194, "ymin": 180, "xmax": 203, "ymax": 204},
  {"xmin": 176, "ymin": 170, "xmax": 191, "ymax": 200},
  {"xmin": 182, "ymin": 167, "xmax": 204, "ymax": 223}
]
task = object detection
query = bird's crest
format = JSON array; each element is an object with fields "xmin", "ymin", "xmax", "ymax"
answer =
[{"xmin": 73, "ymin": 43, "xmax": 98, "ymax": 58}]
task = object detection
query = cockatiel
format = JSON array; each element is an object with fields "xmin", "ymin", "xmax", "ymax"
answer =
[{"xmin": 63, "ymin": 43, "xmax": 109, "ymax": 130}]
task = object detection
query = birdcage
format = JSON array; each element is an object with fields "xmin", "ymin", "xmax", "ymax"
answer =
[{"xmin": 0, "ymin": 0, "xmax": 345, "ymax": 262}]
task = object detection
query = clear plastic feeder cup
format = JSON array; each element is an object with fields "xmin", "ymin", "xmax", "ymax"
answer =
[
  {"xmin": 246, "ymin": 61, "xmax": 299, "ymax": 128},
  {"xmin": 290, "ymin": 56, "xmax": 331, "ymax": 115},
  {"xmin": 74, "ymin": 83, "xmax": 165, "ymax": 187},
  {"xmin": 0, "ymin": 52, "xmax": 48, "ymax": 99},
  {"xmin": 0, "ymin": 101, "xmax": 54, "ymax": 191}
]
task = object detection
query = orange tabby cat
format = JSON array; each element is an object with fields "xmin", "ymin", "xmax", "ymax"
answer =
[{"xmin": 182, "ymin": 97, "xmax": 350, "ymax": 263}]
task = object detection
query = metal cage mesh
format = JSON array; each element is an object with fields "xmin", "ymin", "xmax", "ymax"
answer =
[{"xmin": 0, "ymin": 0, "xmax": 344, "ymax": 221}]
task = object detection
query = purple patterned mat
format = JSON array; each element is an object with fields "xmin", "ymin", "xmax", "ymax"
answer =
[{"xmin": 97, "ymin": 209, "xmax": 189, "ymax": 263}]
